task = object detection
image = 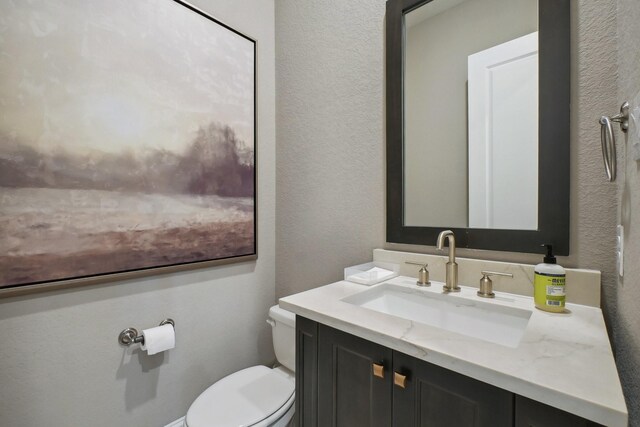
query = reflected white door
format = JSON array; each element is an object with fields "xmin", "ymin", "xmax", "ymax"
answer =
[{"xmin": 468, "ymin": 32, "xmax": 538, "ymax": 230}]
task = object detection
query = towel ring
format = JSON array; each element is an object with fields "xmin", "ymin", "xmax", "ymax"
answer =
[{"xmin": 599, "ymin": 102, "xmax": 629, "ymax": 182}]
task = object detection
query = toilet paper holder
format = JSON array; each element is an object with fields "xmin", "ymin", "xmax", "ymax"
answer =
[{"xmin": 118, "ymin": 319, "xmax": 175, "ymax": 346}]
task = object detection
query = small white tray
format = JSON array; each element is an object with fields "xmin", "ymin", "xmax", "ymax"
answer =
[{"xmin": 344, "ymin": 261, "xmax": 399, "ymax": 286}]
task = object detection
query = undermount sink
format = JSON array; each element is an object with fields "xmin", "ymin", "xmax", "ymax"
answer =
[{"xmin": 342, "ymin": 283, "xmax": 532, "ymax": 348}]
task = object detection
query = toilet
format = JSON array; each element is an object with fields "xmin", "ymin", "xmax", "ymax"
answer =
[{"xmin": 185, "ymin": 305, "xmax": 296, "ymax": 427}]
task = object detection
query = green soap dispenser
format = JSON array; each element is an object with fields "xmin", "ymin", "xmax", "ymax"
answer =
[{"xmin": 534, "ymin": 244, "xmax": 566, "ymax": 312}]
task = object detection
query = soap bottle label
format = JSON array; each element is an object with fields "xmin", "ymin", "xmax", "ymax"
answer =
[{"xmin": 534, "ymin": 273, "xmax": 565, "ymax": 312}]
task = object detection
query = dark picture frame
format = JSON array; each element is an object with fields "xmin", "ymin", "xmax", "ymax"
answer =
[
  {"xmin": 386, "ymin": 0, "xmax": 570, "ymax": 255},
  {"xmin": 0, "ymin": 0, "xmax": 258, "ymax": 297}
]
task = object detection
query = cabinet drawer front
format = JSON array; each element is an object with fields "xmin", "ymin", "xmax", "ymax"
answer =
[{"xmin": 318, "ymin": 325, "xmax": 393, "ymax": 427}]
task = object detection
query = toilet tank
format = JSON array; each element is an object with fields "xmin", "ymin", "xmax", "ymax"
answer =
[{"xmin": 268, "ymin": 305, "xmax": 295, "ymax": 372}]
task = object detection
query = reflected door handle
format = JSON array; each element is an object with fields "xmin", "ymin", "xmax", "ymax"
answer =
[
  {"xmin": 394, "ymin": 372, "xmax": 408, "ymax": 388},
  {"xmin": 372, "ymin": 363, "xmax": 385, "ymax": 379}
]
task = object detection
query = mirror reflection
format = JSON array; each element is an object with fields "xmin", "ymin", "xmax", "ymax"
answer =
[{"xmin": 403, "ymin": 0, "xmax": 538, "ymax": 230}]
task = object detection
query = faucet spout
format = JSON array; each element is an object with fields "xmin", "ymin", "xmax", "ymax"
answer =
[
  {"xmin": 436, "ymin": 230, "xmax": 456, "ymax": 263},
  {"xmin": 436, "ymin": 230, "xmax": 460, "ymax": 293}
]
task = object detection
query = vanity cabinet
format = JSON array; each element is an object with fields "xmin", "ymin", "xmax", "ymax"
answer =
[{"xmin": 296, "ymin": 317, "xmax": 602, "ymax": 427}]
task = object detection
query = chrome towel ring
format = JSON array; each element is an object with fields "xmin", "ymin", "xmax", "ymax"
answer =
[{"xmin": 600, "ymin": 102, "xmax": 629, "ymax": 182}]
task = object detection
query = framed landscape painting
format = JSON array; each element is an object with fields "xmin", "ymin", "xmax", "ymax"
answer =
[{"xmin": 0, "ymin": 0, "xmax": 257, "ymax": 295}]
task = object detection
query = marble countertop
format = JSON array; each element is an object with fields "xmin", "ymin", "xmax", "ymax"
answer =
[{"xmin": 279, "ymin": 276, "xmax": 628, "ymax": 426}]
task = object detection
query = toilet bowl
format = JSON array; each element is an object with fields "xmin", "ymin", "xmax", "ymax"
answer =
[{"xmin": 185, "ymin": 305, "xmax": 296, "ymax": 427}]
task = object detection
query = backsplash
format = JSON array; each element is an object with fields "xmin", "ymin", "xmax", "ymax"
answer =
[{"xmin": 374, "ymin": 249, "xmax": 601, "ymax": 307}]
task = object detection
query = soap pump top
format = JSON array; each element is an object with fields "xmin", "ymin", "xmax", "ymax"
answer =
[{"xmin": 543, "ymin": 244, "xmax": 557, "ymax": 264}]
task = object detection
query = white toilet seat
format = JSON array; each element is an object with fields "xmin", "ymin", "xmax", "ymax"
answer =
[
  {"xmin": 253, "ymin": 390, "xmax": 295, "ymax": 427},
  {"xmin": 186, "ymin": 365, "xmax": 295, "ymax": 427}
]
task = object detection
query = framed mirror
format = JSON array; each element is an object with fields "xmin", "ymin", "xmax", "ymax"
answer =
[{"xmin": 386, "ymin": 0, "xmax": 570, "ymax": 254}]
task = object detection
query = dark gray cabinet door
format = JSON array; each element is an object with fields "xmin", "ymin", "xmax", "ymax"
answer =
[
  {"xmin": 392, "ymin": 351, "xmax": 513, "ymax": 427},
  {"xmin": 515, "ymin": 396, "xmax": 603, "ymax": 427},
  {"xmin": 318, "ymin": 324, "xmax": 393, "ymax": 427}
]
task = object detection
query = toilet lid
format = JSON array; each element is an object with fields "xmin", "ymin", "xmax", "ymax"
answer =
[{"xmin": 186, "ymin": 365, "xmax": 294, "ymax": 427}]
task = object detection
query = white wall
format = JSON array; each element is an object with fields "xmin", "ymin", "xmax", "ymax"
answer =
[{"xmin": 0, "ymin": 0, "xmax": 276, "ymax": 426}]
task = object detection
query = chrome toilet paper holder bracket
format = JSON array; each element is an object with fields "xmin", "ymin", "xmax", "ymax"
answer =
[{"xmin": 118, "ymin": 319, "xmax": 175, "ymax": 346}]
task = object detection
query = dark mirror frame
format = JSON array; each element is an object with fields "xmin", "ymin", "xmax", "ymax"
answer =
[{"xmin": 386, "ymin": 0, "xmax": 570, "ymax": 255}]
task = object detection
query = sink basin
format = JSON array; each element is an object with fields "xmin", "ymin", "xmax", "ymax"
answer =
[{"xmin": 342, "ymin": 283, "xmax": 532, "ymax": 348}]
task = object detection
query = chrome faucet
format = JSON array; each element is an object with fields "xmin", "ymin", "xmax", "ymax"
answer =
[{"xmin": 436, "ymin": 230, "xmax": 460, "ymax": 293}]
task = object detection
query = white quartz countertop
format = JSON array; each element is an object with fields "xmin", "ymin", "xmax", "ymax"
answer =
[{"xmin": 279, "ymin": 276, "xmax": 628, "ymax": 426}]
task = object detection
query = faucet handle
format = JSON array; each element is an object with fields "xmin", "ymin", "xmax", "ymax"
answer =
[
  {"xmin": 405, "ymin": 261, "xmax": 430, "ymax": 287},
  {"xmin": 477, "ymin": 271, "xmax": 513, "ymax": 298}
]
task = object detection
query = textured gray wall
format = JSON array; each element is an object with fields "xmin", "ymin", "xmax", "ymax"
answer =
[
  {"xmin": 275, "ymin": 1, "xmax": 618, "ymax": 303},
  {"xmin": 0, "ymin": 1, "xmax": 276, "ymax": 426},
  {"xmin": 616, "ymin": 0, "xmax": 640, "ymax": 424},
  {"xmin": 275, "ymin": 0, "xmax": 387, "ymax": 298},
  {"xmin": 275, "ymin": 0, "xmax": 633, "ymax": 419}
]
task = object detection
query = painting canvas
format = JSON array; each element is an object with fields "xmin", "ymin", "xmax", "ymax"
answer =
[{"xmin": 0, "ymin": 0, "xmax": 256, "ymax": 290}]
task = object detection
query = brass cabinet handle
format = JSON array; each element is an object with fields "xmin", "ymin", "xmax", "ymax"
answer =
[
  {"xmin": 394, "ymin": 372, "xmax": 407, "ymax": 388},
  {"xmin": 372, "ymin": 363, "xmax": 385, "ymax": 379}
]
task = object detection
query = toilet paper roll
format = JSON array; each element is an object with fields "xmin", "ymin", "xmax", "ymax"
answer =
[{"xmin": 141, "ymin": 324, "xmax": 175, "ymax": 355}]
